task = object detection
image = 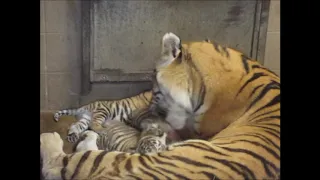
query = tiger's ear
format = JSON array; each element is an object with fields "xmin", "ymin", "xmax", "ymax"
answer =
[{"xmin": 159, "ymin": 32, "xmax": 182, "ymax": 67}]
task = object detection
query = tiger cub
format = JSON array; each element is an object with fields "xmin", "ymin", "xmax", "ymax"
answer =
[
  {"xmin": 136, "ymin": 123, "xmax": 168, "ymax": 154},
  {"xmin": 53, "ymin": 92, "xmax": 152, "ymax": 143},
  {"xmin": 75, "ymin": 120, "xmax": 168, "ymax": 154}
]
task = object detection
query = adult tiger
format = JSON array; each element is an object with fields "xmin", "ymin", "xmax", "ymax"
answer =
[{"xmin": 42, "ymin": 32, "xmax": 280, "ymax": 179}]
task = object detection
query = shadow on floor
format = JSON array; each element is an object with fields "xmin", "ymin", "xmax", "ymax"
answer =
[{"xmin": 40, "ymin": 111, "xmax": 77, "ymax": 154}]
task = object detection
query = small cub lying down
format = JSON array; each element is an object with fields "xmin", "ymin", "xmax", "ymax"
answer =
[{"xmin": 75, "ymin": 120, "xmax": 168, "ymax": 154}]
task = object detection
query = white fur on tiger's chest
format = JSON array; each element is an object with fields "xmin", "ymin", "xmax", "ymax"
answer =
[{"xmin": 157, "ymin": 74, "xmax": 193, "ymax": 130}]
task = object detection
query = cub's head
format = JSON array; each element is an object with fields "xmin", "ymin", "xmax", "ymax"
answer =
[
  {"xmin": 137, "ymin": 132, "xmax": 168, "ymax": 154},
  {"xmin": 141, "ymin": 123, "xmax": 164, "ymax": 137}
]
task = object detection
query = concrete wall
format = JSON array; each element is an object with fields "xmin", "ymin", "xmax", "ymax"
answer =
[
  {"xmin": 40, "ymin": 1, "xmax": 82, "ymax": 110},
  {"xmin": 40, "ymin": 0, "xmax": 280, "ymax": 111},
  {"xmin": 264, "ymin": 1, "xmax": 280, "ymax": 77}
]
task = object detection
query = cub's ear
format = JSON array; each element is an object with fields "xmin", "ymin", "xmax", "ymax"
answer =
[{"xmin": 160, "ymin": 32, "xmax": 182, "ymax": 65}]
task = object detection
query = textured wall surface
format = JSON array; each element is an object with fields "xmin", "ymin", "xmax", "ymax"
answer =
[
  {"xmin": 40, "ymin": 1, "xmax": 82, "ymax": 110},
  {"xmin": 264, "ymin": 0, "xmax": 280, "ymax": 77},
  {"xmin": 40, "ymin": 0, "xmax": 280, "ymax": 111}
]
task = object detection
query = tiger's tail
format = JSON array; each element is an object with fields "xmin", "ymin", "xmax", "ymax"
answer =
[{"xmin": 53, "ymin": 109, "xmax": 79, "ymax": 122}]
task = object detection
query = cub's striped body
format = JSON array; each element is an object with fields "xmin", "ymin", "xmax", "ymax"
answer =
[
  {"xmin": 54, "ymin": 92, "xmax": 152, "ymax": 143},
  {"xmin": 42, "ymin": 32, "xmax": 280, "ymax": 179},
  {"xmin": 76, "ymin": 121, "xmax": 168, "ymax": 154}
]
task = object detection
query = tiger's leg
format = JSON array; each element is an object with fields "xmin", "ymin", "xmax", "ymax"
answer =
[
  {"xmin": 67, "ymin": 112, "xmax": 92, "ymax": 143},
  {"xmin": 67, "ymin": 111, "xmax": 105, "ymax": 143},
  {"xmin": 89, "ymin": 112, "xmax": 108, "ymax": 132}
]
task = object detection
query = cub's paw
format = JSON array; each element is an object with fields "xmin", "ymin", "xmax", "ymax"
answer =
[
  {"xmin": 67, "ymin": 132, "xmax": 79, "ymax": 143},
  {"xmin": 66, "ymin": 124, "xmax": 81, "ymax": 143}
]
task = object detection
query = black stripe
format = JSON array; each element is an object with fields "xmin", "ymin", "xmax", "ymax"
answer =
[
  {"xmin": 133, "ymin": 109, "xmax": 151, "ymax": 127},
  {"xmin": 153, "ymin": 91, "xmax": 161, "ymax": 97},
  {"xmin": 251, "ymin": 65, "xmax": 260, "ymax": 69},
  {"xmin": 212, "ymin": 42, "xmax": 221, "ymax": 53},
  {"xmin": 138, "ymin": 155, "xmax": 149, "ymax": 167},
  {"xmin": 238, "ymin": 133, "xmax": 280, "ymax": 151},
  {"xmin": 205, "ymin": 156, "xmax": 255, "ymax": 179},
  {"xmin": 123, "ymin": 100, "xmax": 130, "ymax": 118},
  {"xmin": 247, "ymin": 125, "xmax": 279, "ymax": 136},
  {"xmin": 186, "ymin": 56, "xmax": 207, "ymax": 113},
  {"xmin": 127, "ymin": 97, "xmax": 138, "ymax": 110},
  {"xmin": 124, "ymin": 158, "xmax": 133, "ymax": 172},
  {"xmin": 157, "ymin": 153, "xmax": 173, "ymax": 160},
  {"xmin": 103, "ymin": 106, "xmax": 111, "ymax": 119},
  {"xmin": 142, "ymin": 91, "xmax": 151, "ymax": 103},
  {"xmin": 249, "ymin": 123, "xmax": 280, "ymax": 141},
  {"xmin": 128, "ymin": 175, "xmax": 143, "ymax": 180},
  {"xmin": 120, "ymin": 108, "xmax": 124, "ymax": 121},
  {"xmin": 60, "ymin": 156, "xmax": 69, "ymax": 180},
  {"xmin": 252, "ymin": 64, "xmax": 279, "ymax": 77},
  {"xmin": 241, "ymin": 54, "xmax": 250, "ymax": 73},
  {"xmin": 194, "ymin": 83, "xmax": 206, "ymax": 112},
  {"xmin": 89, "ymin": 167, "xmax": 106, "ymax": 180},
  {"xmin": 171, "ymin": 155, "xmax": 216, "ymax": 169},
  {"xmin": 236, "ymin": 72, "xmax": 268, "ymax": 97},
  {"xmin": 138, "ymin": 168, "xmax": 160, "ymax": 180},
  {"xmin": 204, "ymin": 156, "xmax": 249, "ymax": 179},
  {"xmin": 115, "ymin": 102, "xmax": 120, "ymax": 117},
  {"xmin": 200, "ymin": 171, "xmax": 220, "ymax": 180},
  {"xmin": 212, "ymin": 133, "xmax": 280, "ymax": 151},
  {"xmin": 244, "ymin": 81, "xmax": 280, "ymax": 115},
  {"xmin": 79, "ymin": 121, "xmax": 87, "ymax": 127},
  {"xmin": 70, "ymin": 151, "xmax": 91, "ymax": 180},
  {"xmin": 157, "ymin": 167, "xmax": 191, "ymax": 180},
  {"xmin": 249, "ymin": 108, "xmax": 280, "ymax": 122},
  {"xmin": 90, "ymin": 151, "xmax": 109, "ymax": 175},
  {"xmin": 259, "ymin": 123, "xmax": 280, "ymax": 128},
  {"xmin": 255, "ymin": 115, "xmax": 280, "ymax": 123},
  {"xmin": 152, "ymin": 156, "xmax": 179, "ymax": 167},
  {"xmin": 145, "ymin": 167, "xmax": 170, "ymax": 180},
  {"xmin": 96, "ymin": 108, "xmax": 108, "ymax": 120},
  {"xmin": 222, "ymin": 147, "xmax": 279, "ymax": 177},
  {"xmin": 250, "ymin": 94, "xmax": 280, "ymax": 118},
  {"xmin": 113, "ymin": 134, "xmax": 134, "ymax": 151},
  {"xmin": 141, "ymin": 154, "xmax": 153, "ymax": 163},
  {"xmin": 221, "ymin": 46, "xmax": 230, "ymax": 58},
  {"xmin": 248, "ymin": 84, "xmax": 264, "ymax": 99},
  {"xmin": 111, "ymin": 107, "xmax": 116, "ymax": 119},
  {"xmin": 232, "ymin": 139, "xmax": 280, "ymax": 160},
  {"xmin": 141, "ymin": 155, "xmax": 171, "ymax": 180},
  {"xmin": 174, "ymin": 143, "xmax": 229, "ymax": 156}
]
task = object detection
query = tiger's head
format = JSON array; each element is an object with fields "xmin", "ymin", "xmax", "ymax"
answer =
[{"xmin": 155, "ymin": 32, "xmax": 268, "ymax": 138}]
